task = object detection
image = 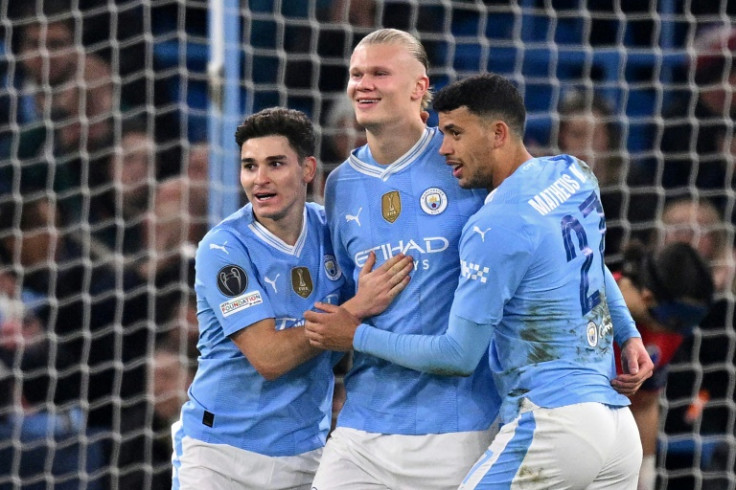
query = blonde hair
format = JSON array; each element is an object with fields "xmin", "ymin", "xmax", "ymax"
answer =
[{"xmin": 356, "ymin": 28, "xmax": 433, "ymax": 110}]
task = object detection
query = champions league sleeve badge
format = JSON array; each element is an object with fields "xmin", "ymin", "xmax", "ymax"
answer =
[
  {"xmin": 420, "ymin": 187, "xmax": 448, "ymax": 215},
  {"xmin": 217, "ymin": 265, "xmax": 248, "ymax": 296}
]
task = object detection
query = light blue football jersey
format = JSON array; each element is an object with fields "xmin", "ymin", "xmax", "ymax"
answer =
[
  {"xmin": 180, "ymin": 202, "xmax": 345, "ymax": 457},
  {"xmin": 325, "ymin": 127, "xmax": 500, "ymax": 434},
  {"xmin": 450, "ymin": 155, "xmax": 632, "ymax": 424}
]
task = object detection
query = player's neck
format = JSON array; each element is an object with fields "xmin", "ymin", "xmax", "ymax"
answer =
[
  {"xmin": 256, "ymin": 209, "xmax": 304, "ymax": 246},
  {"xmin": 365, "ymin": 119, "xmax": 426, "ymax": 165},
  {"xmin": 494, "ymin": 146, "xmax": 535, "ymax": 189}
]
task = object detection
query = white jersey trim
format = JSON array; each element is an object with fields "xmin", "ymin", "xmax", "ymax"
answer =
[
  {"xmin": 347, "ymin": 127, "xmax": 436, "ymax": 181},
  {"xmin": 248, "ymin": 208, "xmax": 308, "ymax": 257}
]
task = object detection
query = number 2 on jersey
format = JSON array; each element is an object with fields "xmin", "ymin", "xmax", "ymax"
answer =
[{"xmin": 560, "ymin": 191, "xmax": 606, "ymax": 315}]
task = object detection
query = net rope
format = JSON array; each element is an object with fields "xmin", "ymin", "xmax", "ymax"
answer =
[{"xmin": 0, "ymin": 1, "xmax": 734, "ymax": 489}]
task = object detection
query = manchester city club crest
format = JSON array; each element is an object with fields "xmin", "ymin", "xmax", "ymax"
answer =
[
  {"xmin": 291, "ymin": 266, "xmax": 314, "ymax": 298},
  {"xmin": 381, "ymin": 191, "xmax": 401, "ymax": 223},
  {"xmin": 420, "ymin": 187, "xmax": 448, "ymax": 215},
  {"xmin": 323, "ymin": 254, "xmax": 342, "ymax": 281},
  {"xmin": 586, "ymin": 320, "xmax": 598, "ymax": 347}
]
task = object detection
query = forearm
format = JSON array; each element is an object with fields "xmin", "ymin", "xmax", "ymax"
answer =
[
  {"xmin": 232, "ymin": 321, "xmax": 322, "ymax": 381},
  {"xmin": 262, "ymin": 328, "xmax": 323, "ymax": 377},
  {"xmin": 605, "ymin": 266, "xmax": 640, "ymax": 345},
  {"xmin": 353, "ymin": 314, "xmax": 490, "ymax": 376}
]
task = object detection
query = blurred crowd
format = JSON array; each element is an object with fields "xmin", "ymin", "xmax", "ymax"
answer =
[{"xmin": 0, "ymin": 0, "xmax": 735, "ymax": 489}]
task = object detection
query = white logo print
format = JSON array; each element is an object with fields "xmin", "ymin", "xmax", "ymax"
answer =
[
  {"xmin": 346, "ymin": 207, "xmax": 362, "ymax": 226},
  {"xmin": 210, "ymin": 241, "xmax": 229, "ymax": 254},
  {"xmin": 264, "ymin": 274, "xmax": 279, "ymax": 293},
  {"xmin": 461, "ymin": 260, "xmax": 490, "ymax": 283},
  {"xmin": 472, "ymin": 226, "xmax": 491, "ymax": 242}
]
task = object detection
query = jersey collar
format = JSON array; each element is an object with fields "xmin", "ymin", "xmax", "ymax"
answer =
[
  {"xmin": 347, "ymin": 127, "xmax": 436, "ymax": 181},
  {"xmin": 248, "ymin": 208, "xmax": 308, "ymax": 257}
]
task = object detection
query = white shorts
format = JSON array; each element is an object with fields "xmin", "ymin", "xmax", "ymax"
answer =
[
  {"xmin": 311, "ymin": 426, "xmax": 496, "ymax": 490},
  {"xmin": 171, "ymin": 421, "xmax": 321, "ymax": 490},
  {"xmin": 460, "ymin": 401, "xmax": 642, "ymax": 489}
]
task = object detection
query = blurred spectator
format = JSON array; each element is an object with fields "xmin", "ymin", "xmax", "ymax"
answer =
[
  {"xmin": 148, "ymin": 340, "xmax": 193, "ymax": 489},
  {"xmin": 658, "ymin": 197, "xmax": 734, "ymax": 294},
  {"xmin": 157, "ymin": 288, "xmax": 200, "ymax": 368},
  {"xmin": 0, "ymin": 263, "xmax": 45, "ymax": 353},
  {"xmin": 322, "ymin": 97, "xmax": 367, "ymax": 167},
  {"xmin": 316, "ymin": 97, "xmax": 367, "ymax": 197},
  {"xmin": 0, "ymin": 253, "xmax": 104, "ymax": 489},
  {"xmin": 0, "ymin": 195, "xmax": 151, "ymax": 489},
  {"xmin": 614, "ymin": 241, "xmax": 715, "ymax": 490},
  {"xmin": 0, "ymin": 338, "xmax": 106, "ymax": 490},
  {"xmin": 659, "ymin": 24, "xmax": 736, "ymax": 216},
  {"xmin": 557, "ymin": 90, "xmax": 624, "ymax": 185},
  {"xmin": 89, "ymin": 116, "xmax": 170, "ymax": 262},
  {"xmin": 138, "ymin": 166, "xmax": 204, "ymax": 352},
  {"xmin": 186, "ymin": 141, "xmax": 210, "ymax": 230},
  {"xmin": 556, "ymin": 89, "xmax": 656, "ymax": 266},
  {"xmin": 654, "ymin": 197, "xmax": 736, "ymax": 488},
  {"xmin": 3, "ymin": 1, "xmax": 117, "ymax": 227},
  {"xmin": 329, "ymin": 0, "xmax": 377, "ymax": 28}
]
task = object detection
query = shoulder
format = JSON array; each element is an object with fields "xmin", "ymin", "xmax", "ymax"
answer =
[
  {"xmin": 197, "ymin": 207, "xmax": 252, "ymax": 257},
  {"xmin": 305, "ymin": 201, "xmax": 327, "ymax": 226}
]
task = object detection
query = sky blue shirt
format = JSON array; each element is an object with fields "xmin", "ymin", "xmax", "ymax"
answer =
[
  {"xmin": 325, "ymin": 127, "xmax": 500, "ymax": 435},
  {"xmin": 452, "ymin": 155, "xmax": 635, "ymax": 423},
  {"xmin": 180, "ymin": 202, "xmax": 345, "ymax": 456},
  {"xmin": 354, "ymin": 155, "xmax": 639, "ymax": 424}
]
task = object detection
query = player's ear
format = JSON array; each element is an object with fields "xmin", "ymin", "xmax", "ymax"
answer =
[
  {"xmin": 491, "ymin": 121, "xmax": 508, "ymax": 148},
  {"xmin": 302, "ymin": 156, "xmax": 317, "ymax": 184},
  {"xmin": 411, "ymin": 74, "xmax": 430, "ymax": 102}
]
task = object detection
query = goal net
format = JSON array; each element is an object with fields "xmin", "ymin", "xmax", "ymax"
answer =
[{"xmin": 0, "ymin": 1, "xmax": 734, "ymax": 489}]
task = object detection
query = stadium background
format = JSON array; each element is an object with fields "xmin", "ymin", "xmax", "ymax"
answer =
[{"xmin": 0, "ymin": 0, "xmax": 735, "ymax": 488}]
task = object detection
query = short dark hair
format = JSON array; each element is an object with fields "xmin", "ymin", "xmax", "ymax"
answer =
[
  {"xmin": 234, "ymin": 107, "xmax": 315, "ymax": 161},
  {"xmin": 432, "ymin": 73, "xmax": 526, "ymax": 138},
  {"xmin": 622, "ymin": 241, "xmax": 715, "ymax": 306}
]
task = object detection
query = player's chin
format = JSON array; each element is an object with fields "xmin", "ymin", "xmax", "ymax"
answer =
[{"xmin": 456, "ymin": 177, "xmax": 473, "ymax": 189}]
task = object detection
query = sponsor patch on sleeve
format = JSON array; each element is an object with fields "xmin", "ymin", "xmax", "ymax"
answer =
[{"xmin": 220, "ymin": 290, "xmax": 263, "ymax": 317}]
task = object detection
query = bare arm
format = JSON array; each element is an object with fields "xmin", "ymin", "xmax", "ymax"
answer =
[
  {"xmin": 232, "ymin": 252, "xmax": 413, "ymax": 380},
  {"xmin": 230, "ymin": 318, "xmax": 319, "ymax": 381}
]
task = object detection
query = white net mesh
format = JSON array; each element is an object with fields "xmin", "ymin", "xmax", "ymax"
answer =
[{"xmin": 0, "ymin": 0, "xmax": 734, "ymax": 489}]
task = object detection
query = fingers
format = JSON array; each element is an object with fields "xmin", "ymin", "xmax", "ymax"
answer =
[
  {"xmin": 359, "ymin": 251, "xmax": 377, "ymax": 277},
  {"xmin": 384, "ymin": 255, "xmax": 414, "ymax": 282},
  {"xmin": 380, "ymin": 252, "xmax": 407, "ymax": 271},
  {"xmin": 611, "ymin": 377, "xmax": 639, "ymax": 396}
]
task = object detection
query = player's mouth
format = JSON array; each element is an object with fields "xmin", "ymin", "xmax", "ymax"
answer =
[
  {"xmin": 446, "ymin": 160, "xmax": 463, "ymax": 178},
  {"xmin": 356, "ymin": 97, "xmax": 379, "ymax": 108},
  {"xmin": 254, "ymin": 192, "xmax": 277, "ymax": 202}
]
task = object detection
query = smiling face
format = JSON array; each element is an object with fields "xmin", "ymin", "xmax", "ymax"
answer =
[
  {"xmin": 438, "ymin": 106, "xmax": 497, "ymax": 190},
  {"xmin": 346, "ymin": 42, "xmax": 428, "ymax": 131},
  {"xmin": 240, "ymin": 135, "xmax": 315, "ymax": 227}
]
